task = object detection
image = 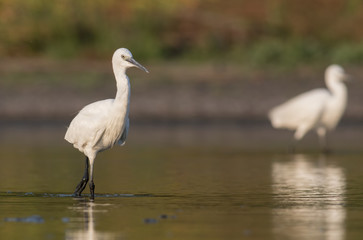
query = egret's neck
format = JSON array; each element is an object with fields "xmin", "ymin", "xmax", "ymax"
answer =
[
  {"xmin": 326, "ymin": 78, "xmax": 347, "ymax": 99},
  {"xmin": 113, "ymin": 66, "xmax": 131, "ymax": 108}
]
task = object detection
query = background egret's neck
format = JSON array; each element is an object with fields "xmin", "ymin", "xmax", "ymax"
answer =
[{"xmin": 326, "ymin": 77, "xmax": 346, "ymax": 97}]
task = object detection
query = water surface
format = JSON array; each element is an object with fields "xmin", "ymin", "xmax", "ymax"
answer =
[{"xmin": 0, "ymin": 122, "xmax": 363, "ymax": 240}]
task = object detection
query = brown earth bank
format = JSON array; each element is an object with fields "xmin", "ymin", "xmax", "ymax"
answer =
[{"xmin": 0, "ymin": 58, "xmax": 362, "ymax": 123}]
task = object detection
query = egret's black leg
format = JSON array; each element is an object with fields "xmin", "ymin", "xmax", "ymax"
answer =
[
  {"xmin": 288, "ymin": 144, "xmax": 296, "ymax": 154},
  {"xmin": 322, "ymin": 144, "xmax": 331, "ymax": 155},
  {"xmin": 73, "ymin": 157, "xmax": 89, "ymax": 197},
  {"xmin": 288, "ymin": 137, "xmax": 297, "ymax": 154},
  {"xmin": 89, "ymin": 181, "xmax": 95, "ymax": 201},
  {"xmin": 322, "ymin": 138, "xmax": 331, "ymax": 155},
  {"xmin": 89, "ymin": 158, "xmax": 96, "ymax": 201},
  {"xmin": 317, "ymin": 128, "xmax": 331, "ymax": 154}
]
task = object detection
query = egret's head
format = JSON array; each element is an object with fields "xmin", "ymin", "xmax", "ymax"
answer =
[
  {"xmin": 325, "ymin": 64, "xmax": 349, "ymax": 82},
  {"xmin": 112, "ymin": 48, "xmax": 149, "ymax": 73}
]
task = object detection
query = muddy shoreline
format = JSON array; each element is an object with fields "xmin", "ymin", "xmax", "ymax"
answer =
[{"xmin": 1, "ymin": 59, "xmax": 362, "ymax": 123}]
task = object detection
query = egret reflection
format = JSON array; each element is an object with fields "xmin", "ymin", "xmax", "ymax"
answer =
[
  {"xmin": 66, "ymin": 202, "xmax": 119, "ymax": 240},
  {"xmin": 272, "ymin": 154, "xmax": 346, "ymax": 240}
]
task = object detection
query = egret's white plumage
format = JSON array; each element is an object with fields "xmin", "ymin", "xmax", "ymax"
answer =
[
  {"xmin": 268, "ymin": 65, "xmax": 349, "ymax": 150},
  {"xmin": 65, "ymin": 48, "xmax": 148, "ymax": 200}
]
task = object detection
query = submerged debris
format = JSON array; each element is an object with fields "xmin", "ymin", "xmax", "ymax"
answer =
[
  {"xmin": 61, "ymin": 217, "xmax": 70, "ymax": 223},
  {"xmin": 4, "ymin": 215, "xmax": 44, "ymax": 223},
  {"xmin": 144, "ymin": 214, "xmax": 177, "ymax": 224},
  {"xmin": 160, "ymin": 214, "xmax": 177, "ymax": 219},
  {"xmin": 143, "ymin": 218, "xmax": 158, "ymax": 224}
]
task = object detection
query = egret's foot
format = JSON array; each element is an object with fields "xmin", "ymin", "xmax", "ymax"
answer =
[
  {"xmin": 72, "ymin": 193, "xmax": 84, "ymax": 198},
  {"xmin": 73, "ymin": 178, "xmax": 89, "ymax": 197}
]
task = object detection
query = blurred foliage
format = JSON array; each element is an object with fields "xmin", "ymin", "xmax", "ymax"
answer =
[{"xmin": 0, "ymin": 0, "xmax": 363, "ymax": 66}]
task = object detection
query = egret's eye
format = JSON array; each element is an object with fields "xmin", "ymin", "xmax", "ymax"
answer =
[{"xmin": 121, "ymin": 55, "xmax": 125, "ymax": 59}]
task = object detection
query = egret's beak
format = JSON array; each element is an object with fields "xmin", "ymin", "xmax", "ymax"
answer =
[{"xmin": 127, "ymin": 58, "xmax": 149, "ymax": 73}]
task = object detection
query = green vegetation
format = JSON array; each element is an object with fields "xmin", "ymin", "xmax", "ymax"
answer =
[{"xmin": 1, "ymin": 0, "xmax": 363, "ymax": 66}]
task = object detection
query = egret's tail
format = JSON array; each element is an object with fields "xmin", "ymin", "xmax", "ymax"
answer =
[{"xmin": 268, "ymin": 108, "xmax": 283, "ymax": 128}]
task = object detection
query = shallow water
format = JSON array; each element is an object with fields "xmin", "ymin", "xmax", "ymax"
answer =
[{"xmin": 1, "ymin": 122, "xmax": 363, "ymax": 240}]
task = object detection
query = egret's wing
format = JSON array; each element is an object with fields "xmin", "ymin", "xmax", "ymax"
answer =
[
  {"xmin": 65, "ymin": 99, "xmax": 114, "ymax": 146},
  {"xmin": 268, "ymin": 89, "xmax": 329, "ymax": 130},
  {"xmin": 118, "ymin": 117, "xmax": 129, "ymax": 146},
  {"xmin": 76, "ymin": 99, "xmax": 114, "ymax": 118}
]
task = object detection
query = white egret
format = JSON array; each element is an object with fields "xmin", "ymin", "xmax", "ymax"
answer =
[
  {"xmin": 65, "ymin": 48, "xmax": 148, "ymax": 200},
  {"xmin": 268, "ymin": 64, "xmax": 349, "ymax": 151}
]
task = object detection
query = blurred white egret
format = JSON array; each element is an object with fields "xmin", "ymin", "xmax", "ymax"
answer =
[
  {"xmin": 65, "ymin": 48, "xmax": 148, "ymax": 200},
  {"xmin": 268, "ymin": 65, "xmax": 349, "ymax": 151}
]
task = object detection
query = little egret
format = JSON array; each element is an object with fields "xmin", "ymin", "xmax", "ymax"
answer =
[
  {"xmin": 65, "ymin": 48, "xmax": 148, "ymax": 200},
  {"xmin": 268, "ymin": 64, "xmax": 349, "ymax": 152}
]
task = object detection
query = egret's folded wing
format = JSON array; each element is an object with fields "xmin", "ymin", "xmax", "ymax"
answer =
[
  {"xmin": 118, "ymin": 117, "xmax": 129, "ymax": 146},
  {"xmin": 65, "ymin": 99, "xmax": 114, "ymax": 146},
  {"xmin": 268, "ymin": 89, "xmax": 329, "ymax": 130}
]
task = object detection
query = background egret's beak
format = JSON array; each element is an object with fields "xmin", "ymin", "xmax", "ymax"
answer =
[{"xmin": 127, "ymin": 58, "xmax": 149, "ymax": 73}]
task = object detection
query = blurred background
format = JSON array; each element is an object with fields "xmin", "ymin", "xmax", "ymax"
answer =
[{"xmin": 0, "ymin": 0, "xmax": 363, "ymax": 148}]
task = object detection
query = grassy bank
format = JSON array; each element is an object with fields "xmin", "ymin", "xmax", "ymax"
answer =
[{"xmin": 1, "ymin": 0, "xmax": 363, "ymax": 67}]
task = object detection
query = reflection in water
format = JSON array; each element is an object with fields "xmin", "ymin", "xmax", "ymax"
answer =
[
  {"xmin": 272, "ymin": 154, "xmax": 346, "ymax": 240},
  {"xmin": 66, "ymin": 201, "xmax": 119, "ymax": 240}
]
